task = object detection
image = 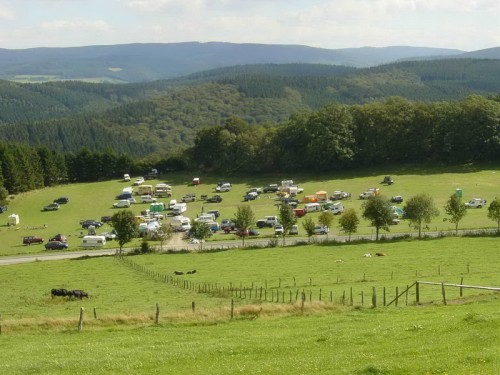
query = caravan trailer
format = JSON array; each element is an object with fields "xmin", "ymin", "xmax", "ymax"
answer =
[{"xmin": 80, "ymin": 235, "xmax": 106, "ymax": 248}]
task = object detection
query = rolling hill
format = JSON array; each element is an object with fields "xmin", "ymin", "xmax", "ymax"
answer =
[{"xmin": 0, "ymin": 42, "xmax": 468, "ymax": 83}]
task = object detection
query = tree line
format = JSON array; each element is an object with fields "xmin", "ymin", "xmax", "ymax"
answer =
[{"xmin": 0, "ymin": 95, "xmax": 498, "ymax": 202}]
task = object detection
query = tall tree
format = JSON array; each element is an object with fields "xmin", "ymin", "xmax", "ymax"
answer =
[
  {"xmin": 278, "ymin": 203, "xmax": 297, "ymax": 246},
  {"xmin": 318, "ymin": 210, "xmax": 335, "ymax": 240},
  {"xmin": 404, "ymin": 193, "xmax": 439, "ymax": 238},
  {"xmin": 362, "ymin": 195, "xmax": 393, "ymax": 241},
  {"xmin": 444, "ymin": 194, "xmax": 467, "ymax": 234},
  {"xmin": 233, "ymin": 205, "xmax": 255, "ymax": 248},
  {"xmin": 487, "ymin": 198, "xmax": 500, "ymax": 232},
  {"xmin": 302, "ymin": 216, "xmax": 316, "ymax": 242},
  {"xmin": 111, "ymin": 210, "xmax": 138, "ymax": 254},
  {"xmin": 338, "ymin": 208, "xmax": 359, "ymax": 242},
  {"xmin": 188, "ymin": 221, "xmax": 212, "ymax": 251}
]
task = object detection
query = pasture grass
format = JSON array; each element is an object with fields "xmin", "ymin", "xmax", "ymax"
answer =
[
  {"xmin": 0, "ymin": 237, "xmax": 499, "ymax": 373},
  {"xmin": 1, "ymin": 163, "xmax": 499, "ymax": 256}
]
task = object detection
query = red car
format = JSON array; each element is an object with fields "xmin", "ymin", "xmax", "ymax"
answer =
[{"xmin": 23, "ymin": 236, "xmax": 44, "ymax": 245}]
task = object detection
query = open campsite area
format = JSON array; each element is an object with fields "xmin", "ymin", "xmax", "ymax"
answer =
[
  {"xmin": 0, "ymin": 237, "xmax": 499, "ymax": 374},
  {"xmin": 0, "ymin": 165, "xmax": 499, "ymax": 374},
  {"xmin": 0, "ymin": 164, "xmax": 499, "ymax": 256}
]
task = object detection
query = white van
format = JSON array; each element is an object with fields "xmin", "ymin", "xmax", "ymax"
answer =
[
  {"xmin": 81, "ymin": 235, "xmax": 106, "ymax": 247},
  {"xmin": 169, "ymin": 199, "xmax": 177, "ymax": 210},
  {"xmin": 172, "ymin": 203, "xmax": 187, "ymax": 215},
  {"xmin": 216, "ymin": 183, "xmax": 232, "ymax": 192},
  {"xmin": 264, "ymin": 216, "xmax": 279, "ymax": 226},
  {"xmin": 196, "ymin": 213, "xmax": 216, "ymax": 223},
  {"xmin": 329, "ymin": 202, "xmax": 344, "ymax": 215},
  {"xmin": 305, "ymin": 203, "xmax": 321, "ymax": 212}
]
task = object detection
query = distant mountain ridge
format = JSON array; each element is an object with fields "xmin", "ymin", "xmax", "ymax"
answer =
[{"xmin": 0, "ymin": 42, "xmax": 480, "ymax": 83}]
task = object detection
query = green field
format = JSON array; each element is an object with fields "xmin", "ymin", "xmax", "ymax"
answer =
[
  {"xmin": 0, "ymin": 237, "xmax": 499, "ymax": 374},
  {"xmin": 1, "ymin": 165, "xmax": 499, "ymax": 256}
]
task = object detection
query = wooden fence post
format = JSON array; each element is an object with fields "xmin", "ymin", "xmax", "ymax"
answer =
[
  {"xmin": 231, "ymin": 299, "xmax": 234, "ymax": 320},
  {"xmin": 155, "ymin": 303, "xmax": 160, "ymax": 324},
  {"xmin": 372, "ymin": 287, "xmax": 377, "ymax": 308},
  {"xmin": 395, "ymin": 287, "xmax": 399, "ymax": 307},
  {"xmin": 415, "ymin": 282, "xmax": 420, "ymax": 304},
  {"xmin": 460, "ymin": 277, "xmax": 464, "ymax": 297},
  {"xmin": 301, "ymin": 292, "xmax": 305, "ymax": 313},
  {"xmin": 78, "ymin": 307, "xmax": 84, "ymax": 332},
  {"xmin": 361, "ymin": 291, "xmax": 364, "ymax": 305},
  {"xmin": 192, "ymin": 301, "xmax": 195, "ymax": 312},
  {"xmin": 405, "ymin": 285, "xmax": 409, "ymax": 305},
  {"xmin": 93, "ymin": 307, "xmax": 97, "ymax": 319},
  {"xmin": 441, "ymin": 282, "xmax": 447, "ymax": 305},
  {"xmin": 319, "ymin": 288, "xmax": 322, "ymax": 302},
  {"xmin": 350, "ymin": 287, "xmax": 353, "ymax": 306},
  {"xmin": 383, "ymin": 287, "xmax": 386, "ymax": 306}
]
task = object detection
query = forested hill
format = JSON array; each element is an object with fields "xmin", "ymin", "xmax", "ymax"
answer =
[{"xmin": 0, "ymin": 59, "xmax": 499, "ymax": 156}]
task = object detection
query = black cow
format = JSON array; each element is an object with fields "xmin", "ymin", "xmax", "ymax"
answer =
[
  {"xmin": 186, "ymin": 270, "xmax": 197, "ymax": 274},
  {"xmin": 69, "ymin": 290, "xmax": 89, "ymax": 299},
  {"xmin": 174, "ymin": 271, "xmax": 184, "ymax": 275},
  {"xmin": 51, "ymin": 288, "xmax": 68, "ymax": 297}
]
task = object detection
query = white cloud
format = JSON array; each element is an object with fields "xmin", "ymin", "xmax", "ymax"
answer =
[
  {"xmin": 41, "ymin": 19, "xmax": 112, "ymax": 32},
  {"xmin": 0, "ymin": 7, "xmax": 15, "ymax": 20}
]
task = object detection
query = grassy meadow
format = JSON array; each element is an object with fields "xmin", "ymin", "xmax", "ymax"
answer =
[
  {"xmin": 1, "ymin": 164, "xmax": 499, "ymax": 256},
  {"xmin": 0, "ymin": 237, "xmax": 499, "ymax": 374}
]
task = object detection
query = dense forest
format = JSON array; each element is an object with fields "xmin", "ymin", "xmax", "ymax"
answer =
[
  {"xmin": 0, "ymin": 59, "xmax": 499, "ymax": 157},
  {"xmin": 1, "ymin": 95, "xmax": 498, "ymax": 202}
]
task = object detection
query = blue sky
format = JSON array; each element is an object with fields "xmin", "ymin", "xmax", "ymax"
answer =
[{"xmin": 0, "ymin": 0, "xmax": 498, "ymax": 51}]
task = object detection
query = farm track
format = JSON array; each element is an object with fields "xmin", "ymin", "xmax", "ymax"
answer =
[{"xmin": 0, "ymin": 228, "xmax": 496, "ymax": 266}]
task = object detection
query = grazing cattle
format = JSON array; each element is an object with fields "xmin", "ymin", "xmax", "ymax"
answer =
[
  {"xmin": 174, "ymin": 271, "xmax": 184, "ymax": 275},
  {"xmin": 376, "ymin": 252, "xmax": 386, "ymax": 257},
  {"xmin": 68, "ymin": 290, "xmax": 89, "ymax": 299},
  {"xmin": 51, "ymin": 288, "xmax": 69, "ymax": 297},
  {"xmin": 186, "ymin": 270, "xmax": 197, "ymax": 274},
  {"xmin": 363, "ymin": 253, "xmax": 372, "ymax": 257}
]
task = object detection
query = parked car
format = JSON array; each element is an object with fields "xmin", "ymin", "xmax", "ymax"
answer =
[
  {"xmin": 382, "ymin": 176, "xmax": 394, "ymax": 185},
  {"xmin": 23, "ymin": 236, "xmax": 44, "ymax": 245},
  {"xmin": 206, "ymin": 210, "xmax": 220, "ymax": 218},
  {"xmin": 256, "ymin": 219, "xmax": 273, "ymax": 228},
  {"xmin": 221, "ymin": 219, "xmax": 236, "ymax": 231},
  {"xmin": 53, "ymin": 197, "xmax": 69, "ymax": 204},
  {"xmin": 206, "ymin": 195, "xmax": 223, "ymax": 203},
  {"xmin": 100, "ymin": 215, "xmax": 113, "ymax": 223},
  {"xmin": 289, "ymin": 225, "xmax": 299, "ymax": 235},
  {"xmin": 113, "ymin": 200, "xmax": 131, "ymax": 208},
  {"xmin": 49, "ymin": 234, "xmax": 67, "ymax": 242},
  {"xmin": 313, "ymin": 226, "xmax": 329, "ymax": 235},
  {"xmin": 141, "ymin": 195, "xmax": 157, "ymax": 203},
  {"xmin": 236, "ymin": 228, "xmax": 260, "ymax": 237},
  {"xmin": 45, "ymin": 241, "xmax": 69, "ymax": 250},
  {"xmin": 465, "ymin": 198, "xmax": 487, "ymax": 208},
  {"xmin": 181, "ymin": 194, "xmax": 196, "ymax": 203},
  {"xmin": 80, "ymin": 220, "xmax": 103, "ymax": 229},
  {"xmin": 133, "ymin": 177, "xmax": 145, "ymax": 186},
  {"xmin": 391, "ymin": 196, "xmax": 404, "ymax": 204},
  {"xmin": 244, "ymin": 192, "xmax": 258, "ymax": 201},
  {"xmin": 0, "ymin": 205, "xmax": 8, "ymax": 213},
  {"xmin": 43, "ymin": 203, "xmax": 60, "ymax": 211},
  {"xmin": 263, "ymin": 184, "xmax": 279, "ymax": 193},
  {"xmin": 101, "ymin": 230, "xmax": 117, "ymax": 240},
  {"xmin": 274, "ymin": 224, "xmax": 284, "ymax": 235},
  {"xmin": 246, "ymin": 187, "xmax": 263, "ymax": 195}
]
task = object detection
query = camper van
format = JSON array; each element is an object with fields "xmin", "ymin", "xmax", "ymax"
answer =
[
  {"xmin": 137, "ymin": 185, "xmax": 154, "ymax": 196},
  {"xmin": 171, "ymin": 216, "xmax": 191, "ymax": 232},
  {"xmin": 7, "ymin": 214, "xmax": 19, "ymax": 226},
  {"xmin": 155, "ymin": 183, "xmax": 172, "ymax": 197},
  {"xmin": 304, "ymin": 203, "xmax": 322, "ymax": 213},
  {"xmin": 196, "ymin": 213, "xmax": 216, "ymax": 223},
  {"xmin": 172, "ymin": 203, "xmax": 187, "ymax": 216},
  {"xmin": 80, "ymin": 235, "xmax": 106, "ymax": 248}
]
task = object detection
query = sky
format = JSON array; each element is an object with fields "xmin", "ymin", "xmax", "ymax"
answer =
[{"xmin": 0, "ymin": 0, "xmax": 498, "ymax": 51}]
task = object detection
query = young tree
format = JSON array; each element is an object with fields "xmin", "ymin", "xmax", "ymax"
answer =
[
  {"xmin": 404, "ymin": 193, "xmax": 439, "ymax": 238},
  {"xmin": 153, "ymin": 222, "xmax": 173, "ymax": 250},
  {"xmin": 338, "ymin": 208, "xmax": 359, "ymax": 242},
  {"xmin": 302, "ymin": 216, "xmax": 316, "ymax": 242},
  {"xmin": 487, "ymin": 197, "xmax": 500, "ymax": 232},
  {"xmin": 362, "ymin": 195, "xmax": 394, "ymax": 240},
  {"xmin": 233, "ymin": 205, "xmax": 255, "ymax": 247},
  {"xmin": 111, "ymin": 210, "xmax": 138, "ymax": 254},
  {"xmin": 188, "ymin": 221, "xmax": 212, "ymax": 250},
  {"xmin": 278, "ymin": 203, "xmax": 297, "ymax": 246},
  {"xmin": 318, "ymin": 210, "xmax": 335, "ymax": 240},
  {"xmin": 444, "ymin": 194, "xmax": 467, "ymax": 234}
]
